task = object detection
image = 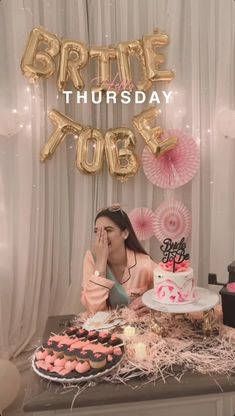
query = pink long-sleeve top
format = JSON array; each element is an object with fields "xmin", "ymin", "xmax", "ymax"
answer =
[{"xmin": 81, "ymin": 248, "xmax": 158, "ymax": 313}]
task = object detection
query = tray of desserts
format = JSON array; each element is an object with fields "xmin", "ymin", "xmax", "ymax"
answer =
[{"xmin": 32, "ymin": 326, "xmax": 124, "ymax": 383}]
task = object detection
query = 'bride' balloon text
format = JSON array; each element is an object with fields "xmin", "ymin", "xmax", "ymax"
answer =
[{"xmin": 21, "ymin": 27, "xmax": 174, "ymax": 92}]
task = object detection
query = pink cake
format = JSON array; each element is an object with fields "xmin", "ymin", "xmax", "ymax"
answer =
[{"xmin": 153, "ymin": 260, "xmax": 195, "ymax": 304}]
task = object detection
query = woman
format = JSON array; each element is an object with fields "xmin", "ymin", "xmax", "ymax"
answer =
[{"xmin": 81, "ymin": 205, "xmax": 158, "ymax": 314}]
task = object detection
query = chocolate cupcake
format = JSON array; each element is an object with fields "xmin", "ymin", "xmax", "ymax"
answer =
[
  {"xmin": 64, "ymin": 327, "xmax": 78, "ymax": 336},
  {"xmin": 87, "ymin": 330, "xmax": 98, "ymax": 341},
  {"xmin": 76, "ymin": 349, "xmax": 91, "ymax": 361},
  {"xmin": 64, "ymin": 348, "xmax": 81, "ymax": 361},
  {"xmin": 52, "ymin": 343, "xmax": 67, "ymax": 356},
  {"xmin": 97, "ymin": 331, "xmax": 111, "ymax": 344},
  {"xmin": 109, "ymin": 335, "xmax": 123, "ymax": 346},
  {"xmin": 89, "ymin": 352, "xmax": 107, "ymax": 369},
  {"xmin": 42, "ymin": 341, "xmax": 57, "ymax": 353},
  {"xmin": 76, "ymin": 328, "xmax": 89, "ymax": 338}
]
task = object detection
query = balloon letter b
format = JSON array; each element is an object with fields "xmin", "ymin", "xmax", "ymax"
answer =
[
  {"xmin": 21, "ymin": 27, "xmax": 60, "ymax": 82},
  {"xmin": 105, "ymin": 127, "xmax": 139, "ymax": 182}
]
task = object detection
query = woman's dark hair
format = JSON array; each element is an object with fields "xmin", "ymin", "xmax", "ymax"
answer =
[{"xmin": 95, "ymin": 208, "xmax": 149, "ymax": 256}]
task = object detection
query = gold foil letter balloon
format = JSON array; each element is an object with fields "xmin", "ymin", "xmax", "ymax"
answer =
[
  {"xmin": 40, "ymin": 110, "xmax": 83, "ymax": 161},
  {"xmin": 142, "ymin": 32, "xmax": 174, "ymax": 82},
  {"xmin": 117, "ymin": 40, "xmax": 152, "ymax": 91},
  {"xmin": 105, "ymin": 127, "xmax": 139, "ymax": 182},
  {"xmin": 57, "ymin": 40, "xmax": 88, "ymax": 92},
  {"xmin": 21, "ymin": 27, "xmax": 60, "ymax": 82},
  {"xmin": 132, "ymin": 107, "xmax": 177, "ymax": 156},
  {"xmin": 89, "ymin": 47, "xmax": 117, "ymax": 93},
  {"xmin": 76, "ymin": 127, "xmax": 105, "ymax": 174}
]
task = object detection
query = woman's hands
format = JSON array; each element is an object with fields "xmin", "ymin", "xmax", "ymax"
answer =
[
  {"xmin": 92, "ymin": 227, "xmax": 109, "ymax": 273},
  {"xmin": 129, "ymin": 296, "xmax": 149, "ymax": 315}
]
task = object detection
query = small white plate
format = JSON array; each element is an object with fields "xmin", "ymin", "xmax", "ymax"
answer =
[
  {"xmin": 83, "ymin": 320, "xmax": 123, "ymax": 331},
  {"xmin": 83, "ymin": 311, "xmax": 122, "ymax": 331}
]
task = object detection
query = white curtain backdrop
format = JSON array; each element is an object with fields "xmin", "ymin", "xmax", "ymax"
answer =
[{"xmin": 0, "ymin": 0, "xmax": 234, "ymax": 358}]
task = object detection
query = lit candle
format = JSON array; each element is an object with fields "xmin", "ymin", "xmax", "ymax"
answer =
[
  {"xmin": 123, "ymin": 326, "xmax": 136, "ymax": 338},
  {"xmin": 134, "ymin": 342, "xmax": 147, "ymax": 360}
]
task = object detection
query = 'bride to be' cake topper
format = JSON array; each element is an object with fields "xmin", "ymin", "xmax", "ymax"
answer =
[{"xmin": 160, "ymin": 237, "xmax": 189, "ymax": 272}]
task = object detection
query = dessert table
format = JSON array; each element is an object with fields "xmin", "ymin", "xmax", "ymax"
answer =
[{"xmin": 23, "ymin": 314, "xmax": 235, "ymax": 416}]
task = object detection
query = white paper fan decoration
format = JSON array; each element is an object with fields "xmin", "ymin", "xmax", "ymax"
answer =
[
  {"xmin": 153, "ymin": 200, "xmax": 191, "ymax": 242},
  {"xmin": 129, "ymin": 207, "xmax": 154, "ymax": 241}
]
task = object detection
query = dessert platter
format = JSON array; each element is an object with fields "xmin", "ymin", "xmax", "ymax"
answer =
[{"xmin": 32, "ymin": 326, "xmax": 124, "ymax": 384}]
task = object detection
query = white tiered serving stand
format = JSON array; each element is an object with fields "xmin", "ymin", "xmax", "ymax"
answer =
[{"xmin": 142, "ymin": 287, "xmax": 219, "ymax": 336}]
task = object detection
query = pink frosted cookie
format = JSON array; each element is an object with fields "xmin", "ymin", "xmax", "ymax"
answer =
[
  {"xmin": 48, "ymin": 334, "xmax": 63, "ymax": 343},
  {"xmin": 36, "ymin": 360, "xmax": 53, "ymax": 371},
  {"xmin": 58, "ymin": 367, "xmax": 73, "ymax": 376},
  {"xmin": 54, "ymin": 357, "xmax": 66, "ymax": 367},
  {"xmin": 75, "ymin": 361, "xmax": 91, "ymax": 373},
  {"xmin": 83, "ymin": 343, "xmax": 113, "ymax": 355},
  {"xmin": 35, "ymin": 350, "xmax": 48, "ymax": 360},
  {"xmin": 113, "ymin": 347, "xmax": 122, "ymax": 356},
  {"xmin": 45, "ymin": 354, "xmax": 57, "ymax": 364},
  {"xmin": 58, "ymin": 335, "xmax": 79, "ymax": 346},
  {"xmin": 69, "ymin": 339, "xmax": 91, "ymax": 350},
  {"xmin": 64, "ymin": 360, "xmax": 77, "ymax": 371},
  {"xmin": 51, "ymin": 366, "xmax": 64, "ymax": 374}
]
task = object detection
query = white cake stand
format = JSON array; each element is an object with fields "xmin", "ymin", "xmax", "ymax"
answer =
[{"xmin": 142, "ymin": 287, "xmax": 219, "ymax": 336}]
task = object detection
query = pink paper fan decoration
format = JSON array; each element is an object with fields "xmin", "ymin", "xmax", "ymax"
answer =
[
  {"xmin": 129, "ymin": 207, "xmax": 154, "ymax": 241},
  {"xmin": 153, "ymin": 200, "xmax": 191, "ymax": 242},
  {"xmin": 142, "ymin": 129, "xmax": 200, "ymax": 189}
]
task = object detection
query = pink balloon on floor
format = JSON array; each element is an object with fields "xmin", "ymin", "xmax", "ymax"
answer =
[{"xmin": 0, "ymin": 359, "xmax": 21, "ymax": 412}]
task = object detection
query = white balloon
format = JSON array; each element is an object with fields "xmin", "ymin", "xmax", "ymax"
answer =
[
  {"xmin": 216, "ymin": 109, "xmax": 235, "ymax": 139},
  {"xmin": 0, "ymin": 108, "xmax": 23, "ymax": 137},
  {"xmin": 0, "ymin": 359, "xmax": 21, "ymax": 411}
]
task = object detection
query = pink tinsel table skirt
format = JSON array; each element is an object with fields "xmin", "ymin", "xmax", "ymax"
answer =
[{"xmin": 72, "ymin": 306, "xmax": 235, "ymax": 386}]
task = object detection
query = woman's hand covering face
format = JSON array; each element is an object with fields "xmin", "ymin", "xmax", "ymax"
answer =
[{"xmin": 92, "ymin": 227, "xmax": 109, "ymax": 266}]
